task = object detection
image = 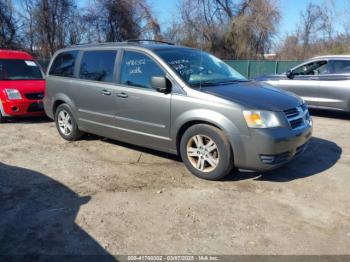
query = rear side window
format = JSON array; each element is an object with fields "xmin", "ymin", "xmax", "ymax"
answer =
[
  {"xmin": 120, "ymin": 51, "xmax": 165, "ymax": 89},
  {"xmin": 49, "ymin": 51, "xmax": 78, "ymax": 77},
  {"xmin": 327, "ymin": 60, "xmax": 350, "ymax": 74},
  {"xmin": 79, "ymin": 50, "xmax": 117, "ymax": 82}
]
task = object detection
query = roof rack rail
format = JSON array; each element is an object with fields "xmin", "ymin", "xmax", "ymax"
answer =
[
  {"xmin": 126, "ymin": 39, "xmax": 175, "ymax": 45},
  {"xmin": 66, "ymin": 42, "xmax": 127, "ymax": 48}
]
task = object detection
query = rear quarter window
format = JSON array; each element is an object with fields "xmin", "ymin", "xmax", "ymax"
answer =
[{"xmin": 49, "ymin": 51, "xmax": 78, "ymax": 77}]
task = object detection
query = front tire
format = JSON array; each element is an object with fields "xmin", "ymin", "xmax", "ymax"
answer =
[
  {"xmin": 180, "ymin": 124, "xmax": 234, "ymax": 180},
  {"xmin": 55, "ymin": 104, "xmax": 83, "ymax": 141}
]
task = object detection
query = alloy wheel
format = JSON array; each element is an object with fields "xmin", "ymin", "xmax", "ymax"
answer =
[
  {"xmin": 57, "ymin": 110, "xmax": 73, "ymax": 136},
  {"xmin": 186, "ymin": 134, "xmax": 219, "ymax": 172}
]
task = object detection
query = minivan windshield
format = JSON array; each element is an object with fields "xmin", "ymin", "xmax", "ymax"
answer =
[
  {"xmin": 155, "ymin": 48, "xmax": 246, "ymax": 87},
  {"xmin": 0, "ymin": 59, "xmax": 44, "ymax": 80}
]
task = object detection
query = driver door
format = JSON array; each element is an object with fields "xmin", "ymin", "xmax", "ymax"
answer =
[
  {"xmin": 274, "ymin": 60, "xmax": 328, "ymax": 107},
  {"xmin": 113, "ymin": 50, "xmax": 172, "ymax": 151}
]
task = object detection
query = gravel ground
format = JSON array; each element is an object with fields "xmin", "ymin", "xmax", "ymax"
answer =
[{"xmin": 0, "ymin": 109, "xmax": 349, "ymax": 256}]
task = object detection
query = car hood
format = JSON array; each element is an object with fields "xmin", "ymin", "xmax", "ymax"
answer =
[
  {"xmin": 200, "ymin": 80, "xmax": 302, "ymax": 111},
  {"xmin": 0, "ymin": 80, "xmax": 45, "ymax": 95}
]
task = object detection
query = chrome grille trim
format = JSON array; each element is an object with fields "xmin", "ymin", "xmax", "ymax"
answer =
[{"xmin": 284, "ymin": 104, "xmax": 311, "ymax": 130}]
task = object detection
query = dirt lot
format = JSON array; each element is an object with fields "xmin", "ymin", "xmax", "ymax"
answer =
[{"xmin": 0, "ymin": 109, "xmax": 350, "ymax": 256}]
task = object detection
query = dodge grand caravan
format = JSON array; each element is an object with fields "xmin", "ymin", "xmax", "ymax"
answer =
[
  {"xmin": 44, "ymin": 40, "xmax": 313, "ymax": 180},
  {"xmin": 0, "ymin": 49, "xmax": 45, "ymax": 122}
]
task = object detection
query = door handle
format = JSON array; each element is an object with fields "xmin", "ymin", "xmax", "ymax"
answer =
[
  {"xmin": 101, "ymin": 90, "xmax": 111, "ymax": 96},
  {"xmin": 116, "ymin": 92, "xmax": 128, "ymax": 98}
]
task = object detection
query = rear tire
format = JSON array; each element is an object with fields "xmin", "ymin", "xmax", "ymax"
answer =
[
  {"xmin": 180, "ymin": 124, "xmax": 234, "ymax": 180},
  {"xmin": 55, "ymin": 104, "xmax": 83, "ymax": 141}
]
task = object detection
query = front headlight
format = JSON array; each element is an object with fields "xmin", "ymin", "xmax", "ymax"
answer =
[
  {"xmin": 5, "ymin": 89, "xmax": 22, "ymax": 100},
  {"xmin": 243, "ymin": 110, "xmax": 281, "ymax": 128}
]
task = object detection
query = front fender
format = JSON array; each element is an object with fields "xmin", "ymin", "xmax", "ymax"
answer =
[{"xmin": 171, "ymin": 109, "xmax": 247, "ymax": 166}]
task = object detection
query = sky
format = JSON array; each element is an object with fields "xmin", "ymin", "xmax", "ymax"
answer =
[
  {"xmin": 15, "ymin": 0, "xmax": 349, "ymax": 38},
  {"xmin": 148, "ymin": 0, "xmax": 349, "ymax": 38}
]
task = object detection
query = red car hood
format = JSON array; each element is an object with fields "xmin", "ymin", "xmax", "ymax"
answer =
[{"xmin": 0, "ymin": 80, "xmax": 45, "ymax": 95}]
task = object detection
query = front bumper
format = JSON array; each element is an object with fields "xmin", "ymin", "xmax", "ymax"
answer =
[
  {"xmin": 0, "ymin": 98, "xmax": 45, "ymax": 117},
  {"xmin": 236, "ymin": 123, "xmax": 313, "ymax": 172}
]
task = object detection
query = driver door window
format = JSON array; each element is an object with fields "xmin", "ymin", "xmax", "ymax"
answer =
[
  {"xmin": 120, "ymin": 51, "xmax": 165, "ymax": 89},
  {"xmin": 292, "ymin": 60, "xmax": 328, "ymax": 76}
]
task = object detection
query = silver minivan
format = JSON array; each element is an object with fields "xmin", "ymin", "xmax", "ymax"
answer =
[
  {"xmin": 257, "ymin": 55, "xmax": 350, "ymax": 113},
  {"xmin": 44, "ymin": 40, "xmax": 312, "ymax": 180}
]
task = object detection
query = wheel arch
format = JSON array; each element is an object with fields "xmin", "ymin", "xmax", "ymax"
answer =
[
  {"xmin": 51, "ymin": 93, "xmax": 77, "ymax": 118},
  {"xmin": 172, "ymin": 109, "xmax": 245, "ymax": 166},
  {"xmin": 176, "ymin": 120, "xmax": 222, "ymax": 155}
]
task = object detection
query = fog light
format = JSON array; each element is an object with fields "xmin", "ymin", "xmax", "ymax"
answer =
[
  {"xmin": 11, "ymin": 106, "xmax": 19, "ymax": 112},
  {"xmin": 260, "ymin": 155, "xmax": 275, "ymax": 164}
]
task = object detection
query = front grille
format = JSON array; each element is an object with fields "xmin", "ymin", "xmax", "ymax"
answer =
[
  {"xmin": 290, "ymin": 118, "xmax": 304, "ymax": 129},
  {"xmin": 284, "ymin": 108, "xmax": 299, "ymax": 118},
  {"xmin": 260, "ymin": 151, "xmax": 292, "ymax": 165},
  {"xmin": 284, "ymin": 104, "xmax": 311, "ymax": 130},
  {"xmin": 27, "ymin": 102, "xmax": 44, "ymax": 112},
  {"xmin": 25, "ymin": 92, "xmax": 44, "ymax": 100}
]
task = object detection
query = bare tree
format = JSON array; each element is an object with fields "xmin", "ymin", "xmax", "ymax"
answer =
[
  {"xmin": 137, "ymin": 1, "xmax": 161, "ymax": 40},
  {"xmin": 277, "ymin": 2, "xmax": 341, "ymax": 60},
  {"xmin": 168, "ymin": 0, "xmax": 280, "ymax": 59},
  {"xmin": 299, "ymin": 3, "xmax": 330, "ymax": 57},
  {"xmin": 84, "ymin": 0, "xmax": 161, "ymax": 43},
  {"xmin": 18, "ymin": 0, "xmax": 81, "ymax": 57},
  {"xmin": 0, "ymin": 0, "xmax": 19, "ymax": 48},
  {"xmin": 225, "ymin": 0, "xmax": 280, "ymax": 59},
  {"xmin": 178, "ymin": 0, "xmax": 238, "ymax": 53},
  {"xmin": 19, "ymin": 0, "xmax": 37, "ymax": 52}
]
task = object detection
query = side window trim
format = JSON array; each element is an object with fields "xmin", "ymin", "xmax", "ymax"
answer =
[
  {"xmin": 47, "ymin": 53, "xmax": 58, "ymax": 76},
  {"xmin": 118, "ymin": 49, "xmax": 167, "ymax": 92},
  {"xmin": 114, "ymin": 49, "xmax": 124, "ymax": 84},
  {"xmin": 74, "ymin": 50, "xmax": 83, "ymax": 79}
]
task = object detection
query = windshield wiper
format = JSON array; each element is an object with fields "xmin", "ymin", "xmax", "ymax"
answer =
[
  {"xmin": 190, "ymin": 80, "xmax": 220, "ymax": 87},
  {"xmin": 190, "ymin": 79, "xmax": 247, "ymax": 87}
]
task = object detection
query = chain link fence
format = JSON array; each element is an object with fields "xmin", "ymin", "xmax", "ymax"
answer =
[{"xmin": 225, "ymin": 60, "xmax": 302, "ymax": 79}]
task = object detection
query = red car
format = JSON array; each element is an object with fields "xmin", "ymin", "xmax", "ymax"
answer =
[{"xmin": 0, "ymin": 49, "xmax": 45, "ymax": 122}]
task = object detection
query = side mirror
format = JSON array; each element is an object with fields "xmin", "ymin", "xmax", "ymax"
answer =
[
  {"xmin": 286, "ymin": 70, "xmax": 293, "ymax": 79},
  {"xmin": 151, "ymin": 76, "xmax": 172, "ymax": 94}
]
